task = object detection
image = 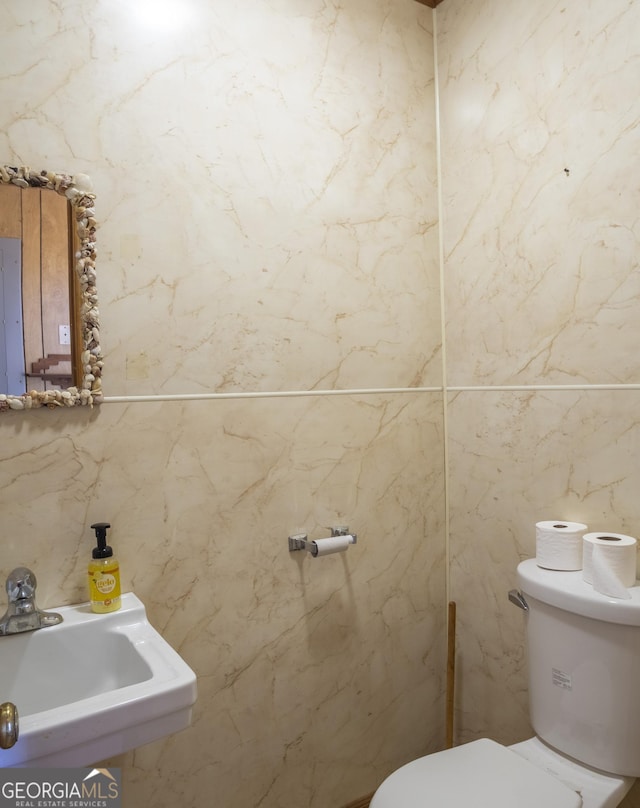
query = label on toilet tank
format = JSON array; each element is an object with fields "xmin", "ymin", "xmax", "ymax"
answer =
[{"xmin": 552, "ymin": 667, "xmax": 573, "ymax": 690}]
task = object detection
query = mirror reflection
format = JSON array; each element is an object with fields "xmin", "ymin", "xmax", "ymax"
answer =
[{"xmin": 0, "ymin": 166, "xmax": 102, "ymax": 411}]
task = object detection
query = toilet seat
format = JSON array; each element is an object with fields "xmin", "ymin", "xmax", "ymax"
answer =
[{"xmin": 370, "ymin": 739, "xmax": 582, "ymax": 808}]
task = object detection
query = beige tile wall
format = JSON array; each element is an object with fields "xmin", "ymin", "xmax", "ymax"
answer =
[
  {"xmin": 438, "ymin": 0, "xmax": 640, "ymax": 803},
  {"xmin": 0, "ymin": 1, "xmax": 444, "ymax": 806},
  {"xmin": 2, "ymin": 0, "xmax": 638, "ymax": 803},
  {"xmin": 1, "ymin": 394, "xmax": 445, "ymax": 806}
]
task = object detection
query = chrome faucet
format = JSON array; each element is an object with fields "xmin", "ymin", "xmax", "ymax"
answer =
[{"xmin": 0, "ymin": 567, "xmax": 63, "ymax": 636}]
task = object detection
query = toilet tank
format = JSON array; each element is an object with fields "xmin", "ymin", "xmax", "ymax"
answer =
[{"xmin": 517, "ymin": 559, "xmax": 640, "ymax": 777}]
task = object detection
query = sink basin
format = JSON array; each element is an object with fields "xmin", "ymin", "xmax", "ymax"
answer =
[{"xmin": 0, "ymin": 593, "xmax": 197, "ymax": 767}]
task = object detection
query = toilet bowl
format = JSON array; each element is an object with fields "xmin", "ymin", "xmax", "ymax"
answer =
[
  {"xmin": 370, "ymin": 737, "xmax": 634, "ymax": 808},
  {"xmin": 370, "ymin": 560, "xmax": 640, "ymax": 808}
]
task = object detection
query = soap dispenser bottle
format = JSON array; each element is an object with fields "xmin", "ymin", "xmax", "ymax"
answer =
[{"xmin": 88, "ymin": 522, "xmax": 121, "ymax": 613}]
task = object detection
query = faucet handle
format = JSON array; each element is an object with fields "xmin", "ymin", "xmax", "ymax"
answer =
[
  {"xmin": 6, "ymin": 567, "xmax": 37, "ymax": 602},
  {"xmin": 0, "ymin": 702, "xmax": 18, "ymax": 749}
]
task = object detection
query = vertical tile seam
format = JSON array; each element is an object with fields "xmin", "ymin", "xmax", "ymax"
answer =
[{"xmin": 432, "ymin": 6, "xmax": 451, "ymax": 608}]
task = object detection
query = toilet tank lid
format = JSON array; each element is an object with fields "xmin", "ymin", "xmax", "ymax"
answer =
[
  {"xmin": 370, "ymin": 739, "xmax": 581, "ymax": 808},
  {"xmin": 517, "ymin": 559, "xmax": 640, "ymax": 625}
]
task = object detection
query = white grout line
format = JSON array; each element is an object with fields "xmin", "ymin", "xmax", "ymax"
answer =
[
  {"xmin": 102, "ymin": 387, "xmax": 444, "ymax": 403},
  {"xmin": 447, "ymin": 384, "xmax": 640, "ymax": 392},
  {"xmin": 102, "ymin": 384, "xmax": 640, "ymax": 404},
  {"xmin": 432, "ymin": 6, "xmax": 452, "ymax": 610}
]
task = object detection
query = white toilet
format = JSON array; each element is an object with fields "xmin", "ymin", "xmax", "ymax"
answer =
[{"xmin": 370, "ymin": 559, "xmax": 640, "ymax": 808}]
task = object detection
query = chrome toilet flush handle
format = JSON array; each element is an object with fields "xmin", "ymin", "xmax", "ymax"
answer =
[{"xmin": 508, "ymin": 589, "xmax": 529, "ymax": 611}]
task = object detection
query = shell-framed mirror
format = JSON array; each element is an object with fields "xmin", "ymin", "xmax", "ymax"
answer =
[{"xmin": 0, "ymin": 165, "xmax": 102, "ymax": 411}]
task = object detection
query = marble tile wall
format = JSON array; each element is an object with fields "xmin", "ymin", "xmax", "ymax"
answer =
[
  {"xmin": 438, "ymin": 0, "xmax": 640, "ymax": 803},
  {"xmin": 0, "ymin": 1, "xmax": 444, "ymax": 807},
  {"xmin": 0, "ymin": 394, "xmax": 445, "ymax": 806},
  {"xmin": 4, "ymin": 0, "xmax": 636, "ymax": 803}
]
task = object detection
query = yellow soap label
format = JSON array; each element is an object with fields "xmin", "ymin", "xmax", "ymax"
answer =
[
  {"xmin": 95, "ymin": 573, "xmax": 117, "ymax": 594},
  {"xmin": 89, "ymin": 564, "xmax": 121, "ymax": 612}
]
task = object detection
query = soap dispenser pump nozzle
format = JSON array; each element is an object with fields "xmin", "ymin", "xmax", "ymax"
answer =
[{"xmin": 91, "ymin": 522, "xmax": 112, "ymax": 559}]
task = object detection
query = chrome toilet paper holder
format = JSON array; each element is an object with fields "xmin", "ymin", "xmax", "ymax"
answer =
[{"xmin": 288, "ymin": 526, "xmax": 357, "ymax": 556}]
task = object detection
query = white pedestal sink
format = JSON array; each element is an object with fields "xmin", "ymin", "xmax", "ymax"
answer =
[{"xmin": 0, "ymin": 593, "xmax": 197, "ymax": 767}]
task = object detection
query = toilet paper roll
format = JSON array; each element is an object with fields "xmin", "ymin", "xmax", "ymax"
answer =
[
  {"xmin": 311, "ymin": 536, "xmax": 352, "ymax": 557},
  {"xmin": 582, "ymin": 533, "xmax": 637, "ymax": 598},
  {"xmin": 535, "ymin": 521, "xmax": 588, "ymax": 570}
]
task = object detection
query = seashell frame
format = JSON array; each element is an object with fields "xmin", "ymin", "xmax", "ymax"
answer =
[{"xmin": 0, "ymin": 165, "xmax": 103, "ymax": 411}]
